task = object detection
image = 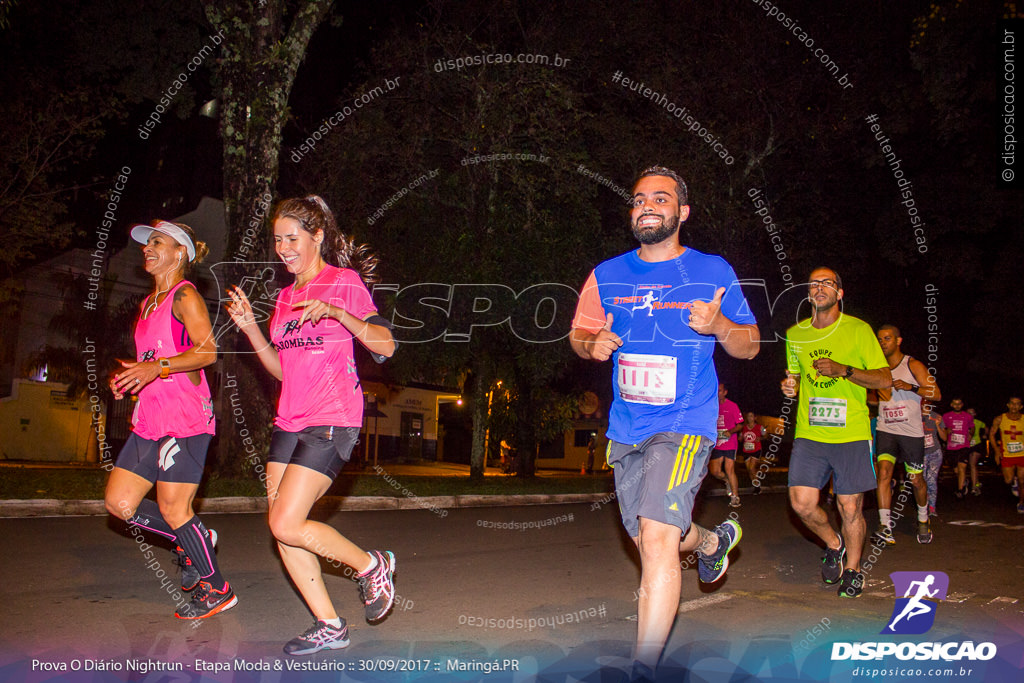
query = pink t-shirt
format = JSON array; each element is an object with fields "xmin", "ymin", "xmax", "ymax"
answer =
[
  {"xmin": 942, "ymin": 410, "xmax": 973, "ymax": 451},
  {"xmin": 715, "ymin": 398, "xmax": 742, "ymax": 449},
  {"xmin": 132, "ymin": 280, "xmax": 215, "ymax": 439},
  {"xmin": 271, "ymin": 265, "xmax": 379, "ymax": 431}
]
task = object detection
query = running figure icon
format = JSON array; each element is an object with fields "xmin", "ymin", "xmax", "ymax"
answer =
[
  {"xmin": 632, "ymin": 290, "xmax": 656, "ymax": 317},
  {"xmin": 888, "ymin": 574, "xmax": 939, "ymax": 631}
]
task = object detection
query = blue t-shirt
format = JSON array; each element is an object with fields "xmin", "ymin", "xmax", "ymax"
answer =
[{"xmin": 586, "ymin": 248, "xmax": 755, "ymax": 444}]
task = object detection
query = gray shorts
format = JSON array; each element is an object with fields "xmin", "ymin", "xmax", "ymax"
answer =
[
  {"xmin": 607, "ymin": 433, "xmax": 712, "ymax": 538},
  {"xmin": 788, "ymin": 438, "xmax": 876, "ymax": 495}
]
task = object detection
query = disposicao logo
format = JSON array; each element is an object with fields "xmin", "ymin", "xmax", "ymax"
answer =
[
  {"xmin": 831, "ymin": 571, "xmax": 997, "ymax": 662},
  {"xmin": 882, "ymin": 570, "xmax": 948, "ymax": 635}
]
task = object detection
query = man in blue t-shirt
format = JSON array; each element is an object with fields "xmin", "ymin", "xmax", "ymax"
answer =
[{"xmin": 570, "ymin": 165, "xmax": 759, "ymax": 677}]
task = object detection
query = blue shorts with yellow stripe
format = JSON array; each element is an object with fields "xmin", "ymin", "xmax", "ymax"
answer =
[{"xmin": 606, "ymin": 432, "xmax": 713, "ymax": 538}]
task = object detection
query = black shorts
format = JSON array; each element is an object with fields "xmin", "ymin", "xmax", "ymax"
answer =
[
  {"xmin": 267, "ymin": 425, "xmax": 359, "ymax": 479},
  {"xmin": 114, "ymin": 432, "xmax": 212, "ymax": 484},
  {"xmin": 949, "ymin": 447, "xmax": 973, "ymax": 465},
  {"xmin": 711, "ymin": 447, "xmax": 737, "ymax": 461},
  {"xmin": 875, "ymin": 431, "xmax": 925, "ymax": 473},
  {"xmin": 741, "ymin": 445, "xmax": 762, "ymax": 459}
]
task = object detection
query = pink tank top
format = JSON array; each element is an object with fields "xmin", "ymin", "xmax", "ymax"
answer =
[
  {"xmin": 271, "ymin": 265, "xmax": 379, "ymax": 431},
  {"xmin": 131, "ymin": 280, "xmax": 215, "ymax": 439}
]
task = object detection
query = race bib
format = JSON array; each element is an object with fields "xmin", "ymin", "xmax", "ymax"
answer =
[
  {"xmin": 809, "ymin": 397, "xmax": 847, "ymax": 428},
  {"xmin": 743, "ymin": 440, "xmax": 756, "ymax": 452},
  {"xmin": 617, "ymin": 353, "xmax": 676, "ymax": 405},
  {"xmin": 1007, "ymin": 441, "xmax": 1023, "ymax": 454},
  {"xmin": 949, "ymin": 432, "xmax": 966, "ymax": 447},
  {"xmin": 924, "ymin": 433, "xmax": 935, "ymax": 448},
  {"xmin": 716, "ymin": 429, "xmax": 730, "ymax": 446},
  {"xmin": 881, "ymin": 403, "xmax": 908, "ymax": 425}
]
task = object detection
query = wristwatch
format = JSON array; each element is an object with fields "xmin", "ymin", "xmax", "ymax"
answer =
[
  {"xmin": 844, "ymin": 365, "xmax": 854, "ymax": 378},
  {"xmin": 158, "ymin": 357, "xmax": 171, "ymax": 379}
]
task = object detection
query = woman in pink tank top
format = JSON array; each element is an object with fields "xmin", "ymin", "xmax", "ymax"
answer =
[
  {"xmin": 226, "ymin": 195, "xmax": 397, "ymax": 655},
  {"xmin": 103, "ymin": 220, "xmax": 236, "ymax": 620}
]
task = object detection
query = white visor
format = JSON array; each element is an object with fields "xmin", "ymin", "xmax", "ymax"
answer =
[{"xmin": 130, "ymin": 220, "xmax": 196, "ymax": 262}]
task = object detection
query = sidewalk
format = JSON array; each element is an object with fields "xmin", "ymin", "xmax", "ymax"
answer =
[
  {"xmin": 0, "ymin": 458, "xmax": 601, "ymax": 477},
  {"xmin": 0, "ymin": 458, "xmax": 790, "ymax": 518},
  {"xmin": 349, "ymin": 459, "xmax": 600, "ymax": 478}
]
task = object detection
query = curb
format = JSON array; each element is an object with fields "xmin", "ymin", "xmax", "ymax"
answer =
[
  {"xmin": 0, "ymin": 488, "xmax": 787, "ymax": 518},
  {"xmin": 0, "ymin": 493, "xmax": 613, "ymax": 518}
]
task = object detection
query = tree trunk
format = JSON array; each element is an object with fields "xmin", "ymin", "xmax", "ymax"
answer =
[
  {"xmin": 202, "ymin": 0, "xmax": 334, "ymax": 471},
  {"xmin": 513, "ymin": 362, "xmax": 537, "ymax": 478},
  {"xmin": 203, "ymin": 0, "xmax": 334, "ymax": 255},
  {"xmin": 468, "ymin": 370, "xmax": 488, "ymax": 480}
]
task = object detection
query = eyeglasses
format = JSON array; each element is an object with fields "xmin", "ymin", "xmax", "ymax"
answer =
[{"xmin": 809, "ymin": 279, "xmax": 838, "ymax": 290}]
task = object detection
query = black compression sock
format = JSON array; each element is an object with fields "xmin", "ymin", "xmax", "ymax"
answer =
[
  {"xmin": 173, "ymin": 516, "xmax": 226, "ymax": 589},
  {"xmin": 127, "ymin": 498, "xmax": 176, "ymax": 541}
]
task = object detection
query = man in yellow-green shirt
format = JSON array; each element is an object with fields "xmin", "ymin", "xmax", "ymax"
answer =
[{"xmin": 781, "ymin": 267, "xmax": 891, "ymax": 599}]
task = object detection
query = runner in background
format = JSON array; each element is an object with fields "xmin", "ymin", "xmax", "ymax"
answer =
[
  {"xmin": 990, "ymin": 397, "xmax": 1024, "ymax": 512},
  {"xmin": 709, "ymin": 383, "xmax": 743, "ymax": 507},
  {"xmin": 740, "ymin": 412, "xmax": 767, "ymax": 494},
  {"xmin": 921, "ymin": 401, "xmax": 948, "ymax": 517},
  {"xmin": 871, "ymin": 324, "xmax": 940, "ymax": 546},
  {"xmin": 942, "ymin": 399, "xmax": 975, "ymax": 499},
  {"xmin": 967, "ymin": 407, "xmax": 988, "ymax": 495}
]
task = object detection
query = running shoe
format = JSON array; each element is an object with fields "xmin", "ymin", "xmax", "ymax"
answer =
[
  {"xmin": 821, "ymin": 534, "xmax": 846, "ymax": 585},
  {"xmin": 283, "ymin": 619, "xmax": 350, "ymax": 656},
  {"xmin": 729, "ymin": 495, "xmax": 742, "ymax": 508},
  {"xmin": 916, "ymin": 520, "xmax": 933, "ymax": 544},
  {"xmin": 629, "ymin": 660, "xmax": 656, "ymax": 683},
  {"xmin": 971, "ymin": 483, "xmax": 982, "ymax": 497},
  {"xmin": 928, "ymin": 506, "xmax": 938, "ymax": 518},
  {"xmin": 175, "ymin": 528, "xmax": 218, "ymax": 591},
  {"xmin": 358, "ymin": 550, "xmax": 396, "ymax": 622},
  {"xmin": 751, "ymin": 484, "xmax": 762, "ymax": 496},
  {"xmin": 872, "ymin": 525, "xmax": 895, "ymax": 546},
  {"xmin": 837, "ymin": 569, "xmax": 864, "ymax": 598},
  {"xmin": 174, "ymin": 581, "xmax": 237, "ymax": 619},
  {"xmin": 1017, "ymin": 501, "xmax": 1024, "ymax": 514},
  {"xmin": 696, "ymin": 520, "xmax": 742, "ymax": 583}
]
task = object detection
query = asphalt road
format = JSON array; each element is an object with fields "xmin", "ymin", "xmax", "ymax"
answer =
[{"xmin": 2, "ymin": 472, "xmax": 1023, "ymax": 682}]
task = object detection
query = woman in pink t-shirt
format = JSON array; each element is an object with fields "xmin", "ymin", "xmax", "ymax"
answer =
[
  {"xmin": 104, "ymin": 220, "xmax": 236, "ymax": 620},
  {"xmin": 227, "ymin": 195, "xmax": 396, "ymax": 656}
]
